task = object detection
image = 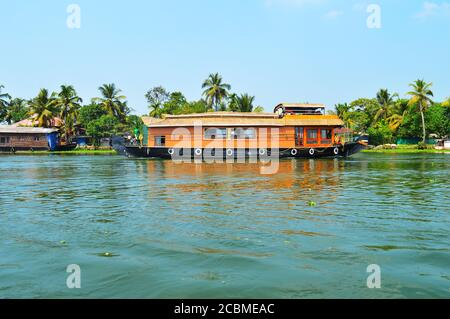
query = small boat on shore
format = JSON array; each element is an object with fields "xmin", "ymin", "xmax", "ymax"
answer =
[{"xmin": 118, "ymin": 103, "xmax": 366, "ymax": 159}]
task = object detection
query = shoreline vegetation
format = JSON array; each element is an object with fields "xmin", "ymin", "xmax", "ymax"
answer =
[
  {"xmin": 1, "ymin": 75, "xmax": 449, "ymax": 152},
  {"xmin": 362, "ymin": 145, "xmax": 450, "ymax": 154},
  {"xmin": 0, "ymin": 149, "xmax": 117, "ymax": 155}
]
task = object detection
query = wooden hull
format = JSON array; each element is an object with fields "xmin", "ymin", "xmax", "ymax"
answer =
[{"xmin": 121, "ymin": 142, "xmax": 365, "ymax": 159}]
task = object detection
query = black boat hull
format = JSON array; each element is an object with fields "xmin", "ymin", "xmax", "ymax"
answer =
[{"xmin": 120, "ymin": 142, "xmax": 366, "ymax": 159}]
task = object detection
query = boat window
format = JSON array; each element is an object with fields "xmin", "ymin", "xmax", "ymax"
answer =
[
  {"xmin": 307, "ymin": 129, "xmax": 318, "ymax": 144},
  {"xmin": 231, "ymin": 128, "xmax": 256, "ymax": 140},
  {"xmin": 321, "ymin": 129, "xmax": 332, "ymax": 145},
  {"xmin": 295, "ymin": 127, "xmax": 304, "ymax": 146},
  {"xmin": 34, "ymin": 136, "xmax": 40, "ymax": 141},
  {"xmin": 204, "ymin": 128, "xmax": 227, "ymax": 140},
  {"xmin": 0, "ymin": 136, "xmax": 10, "ymax": 144},
  {"xmin": 155, "ymin": 136, "xmax": 166, "ymax": 146}
]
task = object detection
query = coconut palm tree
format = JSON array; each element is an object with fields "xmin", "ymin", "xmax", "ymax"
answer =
[
  {"xmin": 386, "ymin": 99, "xmax": 409, "ymax": 131},
  {"xmin": 202, "ymin": 73, "xmax": 231, "ymax": 112},
  {"xmin": 374, "ymin": 89, "xmax": 398, "ymax": 122},
  {"xmin": 93, "ymin": 84, "xmax": 128, "ymax": 122},
  {"xmin": 4, "ymin": 98, "xmax": 29, "ymax": 124},
  {"xmin": 0, "ymin": 85, "xmax": 11, "ymax": 122},
  {"xmin": 231, "ymin": 94, "xmax": 257, "ymax": 112},
  {"xmin": 55, "ymin": 85, "xmax": 83, "ymax": 140},
  {"xmin": 335, "ymin": 103, "xmax": 354, "ymax": 128},
  {"xmin": 443, "ymin": 98, "xmax": 450, "ymax": 107},
  {"xmin": 407, "ymin": 79, "xmax": 434, "ymax": 143},
  {"xmin": 28, "ymin": 89, "xmax": 58, "ymax": 127}
]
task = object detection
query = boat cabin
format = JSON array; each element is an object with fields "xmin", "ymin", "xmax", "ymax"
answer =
[{"xmin": 140, "ymin": 103, "xmax": 344, "ymax": 150}]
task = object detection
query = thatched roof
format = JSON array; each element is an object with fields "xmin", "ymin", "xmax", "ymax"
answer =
[
  {"xmin": 146, "ymin": 112, "xmax": 344, "ymax": 128},
  {"xmin": 0, "ymin": 125, "xmax": 58, "ymax": 134}
]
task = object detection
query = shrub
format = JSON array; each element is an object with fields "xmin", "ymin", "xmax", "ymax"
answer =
[{"xmin": 368, "ymin": 121, "xmax": 393, "ymax": 146}]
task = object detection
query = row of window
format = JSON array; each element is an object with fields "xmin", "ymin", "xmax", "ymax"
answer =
[
  {"xmin": 154, "ymin": 128, "xmax": 335, "ymax": 147},
  {"xmin": 0, "ymin": 136, "xmax": 41, "ymax": 144}
]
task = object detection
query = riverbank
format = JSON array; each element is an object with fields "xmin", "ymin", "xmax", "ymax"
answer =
[
  {"xmin": 362, "ymin": 145, "xmax": 450, "ymax": 154},
  {"xmin": 1, "ymin": 149, "xmax": 117, "ymax": 155}
]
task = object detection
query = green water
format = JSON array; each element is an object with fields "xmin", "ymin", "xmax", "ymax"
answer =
[{"xmin": 0, "ymin": 153, "xmax": 449, "ymax": 298}]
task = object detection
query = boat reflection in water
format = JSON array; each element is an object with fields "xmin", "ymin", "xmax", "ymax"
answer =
[{"xmin": 137, "ymin": 158, "xmax": 344, "ymax": 209}]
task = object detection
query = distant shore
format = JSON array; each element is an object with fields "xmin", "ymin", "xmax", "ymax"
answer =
[
  {"xmin": 363, "ymin": 145, "xmax": 450, "ymax": 154},
  {"xmin": 1, "ymin": 149, "xmax": 117, "ymax": 155}
]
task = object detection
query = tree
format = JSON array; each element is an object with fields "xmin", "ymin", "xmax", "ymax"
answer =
[
  {"xmin": 335, "ymin": 103, "xmax": 355, "ymax": 128},
  {"xmin": 146, "ymin": 86, "xmax": 170, "ymax": 118},
  {"xmin": 0, "ymin": 85, "xmax": 11, "ymax": 122},
  {"xmin": 368, "ymin": 121, "xmax": 394, "ymax": 146},
  {"xmin": 202, "ymin": 73, "xmax": 231, "ymax": 111},
  {"xmin": 374, "ymin": 89, "xmax": 398, "ymax": 122},
  {"xmin": 86, "ymin": 115, "xmax": 120, "ymax": 148},
  {"xmin": 55, "ymin": 85, "xmax": 83, "ymax": 140},
  {"xmin": 4, "ymin": 98, "xmax": 29, "ymax": 124},
  {"xmin": 78, "ymin": 103, "xmax": 108, "ymax": 128},
  {"xmin": 28, "ymin": 89, "xmax": 58, "ymax": 127},
  {"xmin": 229, "ymin": 93, "xmax": 256, "ymax": 112},
  {"xmin": 387, "ymin": 99, "xmax": 409, "ymax": 132},
  {"xmin": 426, "ymin": 104, "xmax": 450, "ymax": 138},
  {"xmin": 163, "ymin": 92, "xmax": 187, "ymax": 115},
  {"xmin": 407, "ymin": 79, "xmax": 434, "ymax": 143},
  {"xmin": 442, "ymin": 98, "xmax": 450, "ymax": 107},
  {"xmin": 93, "ymin": 84, "xmax": 129, "ymax": 122}
]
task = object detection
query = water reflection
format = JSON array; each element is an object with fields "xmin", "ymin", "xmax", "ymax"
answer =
[{"xmin": 0, "ymin": 154, "xmax": 449, "ymax": 298}]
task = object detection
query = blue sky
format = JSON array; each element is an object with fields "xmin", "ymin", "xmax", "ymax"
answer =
[{"xmin": 1, "ymin": 0, "xmax": 449, "ymax": 114}]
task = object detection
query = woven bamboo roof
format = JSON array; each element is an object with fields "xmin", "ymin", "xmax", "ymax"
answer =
[
  {"xmin": 146, "ymin": 112, "xmax": 343, "ymax": 128},
  {"xmin": 0, "ymin": 126, "xmax": 59, "ymax": 134}
]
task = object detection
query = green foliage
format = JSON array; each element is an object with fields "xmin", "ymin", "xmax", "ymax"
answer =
[
  {"xmin": 228, "ymin": 93, "xmax": 256, "ymax": 112},
  {"xmin": 93, "ymin": 83, "xmax": 129, "ymax": 123},
  {"xmin": 368, "ymin": 121, "xmax": 393, "ymax": 146},
  {"xmin": 425, "ymin": 104, "xmax": 450, "ymax": 138},
  {"xmin": 79, "ymin": 103, "xmax": 108, "ymax": 128},
  {"xmin": 28, "ymin": 88, "xmax": 59, "ymax": 127},
  {"xmin": 397, "ymin": 111, "xmax": 422, "ymax": 138},
  {"xmin": 202, "ymin": 73, "xmax": 231, "ymax": 111},
  {"xmin": 4, "ymin": 98, "xmax": 29, "ymax": 124},
  {"xmin": 0, "ymin": 85, "xmax": 11, "ymax": 122},
  {"xmin": 146, "ymin": 86, "xmax": 170, "ymax": 118},
  {"xmin": 407, "ymin": 79, "xmax": 434, "ymax": 143},
  {"xmin": 417, "ymin": 142, "xmax": 428, "ymax": 150},
  {"xmin": 163, "ymin": 92, "xmax": 188, "ymax": 115},
  {"xmin": 86, "ymin": 115, "xmax": 120, "ymax": 147}
]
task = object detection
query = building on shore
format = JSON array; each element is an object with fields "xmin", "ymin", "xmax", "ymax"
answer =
[{"xmin": 0, "ymin": 126, "xmax": 59, "ymax": 152}]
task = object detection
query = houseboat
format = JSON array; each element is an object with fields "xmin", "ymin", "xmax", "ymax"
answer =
[
  {"xmin": 0, "ymin": 126, "xmax": 76, "ymax": 152},
  {"xmin": 121, "ymin": 103, "xmax": 366, "ymax": 159}
]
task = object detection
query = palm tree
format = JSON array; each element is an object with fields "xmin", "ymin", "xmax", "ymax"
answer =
[
  {"xmin": 443, "ymin": 98, "xmax": 450, "ymax": 107},
  {"xmin": 28, "ymin": 89, "xmax": 58, "ymax": 127},
  {"xmin": 231, "ymin": 94, "xmax": 257, "ymax": 112},
  {"xmin": 386, "ymin": 99, "xmax": 409, "ymax": 131},
  {"xmin": 55, "ymin": 85, "xmax": 83, "ymax": 140},
  {"xmin": 0, "ymin": 85, "xmax": 11, "ymax": 122},
  {"xmin": 407, "ymin": 79, "xmax": 434, "ymax": 143},
  {"xmin": 4, "ymin": 98, "xmax": 28, "ymax": 124},
  {"xmin": 93, "ymin": 84, "xmax": 128, "ymax": 122},
  {"xmin": 202, "ymin": 73, "xmax": 231, "ymax": 112},
  {"xmin": 335, "ymin": 103, "xmax": 354, "ymax": 128},
  {"xmin": 374, "ymin": 89, "xmax": 398, "ymax": 122}
]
